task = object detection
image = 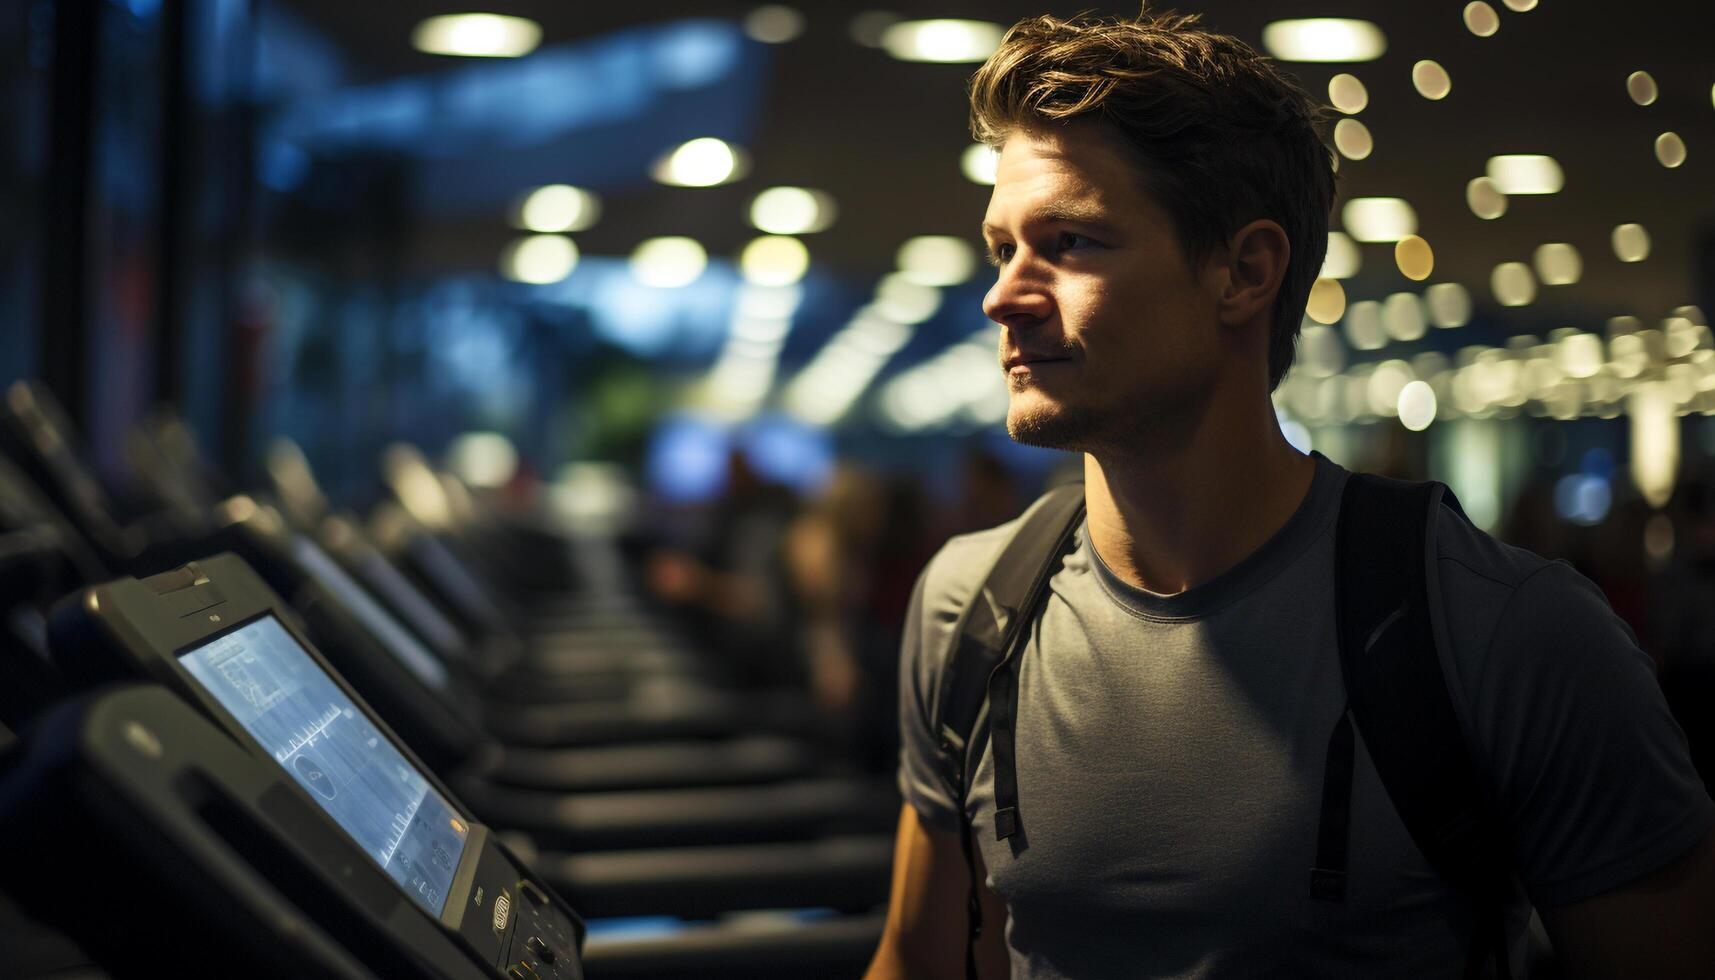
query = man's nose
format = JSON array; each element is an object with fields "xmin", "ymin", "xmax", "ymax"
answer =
[{"xmin": 982, "ymin": 258, "xmax": 1053, "ymax": 328}]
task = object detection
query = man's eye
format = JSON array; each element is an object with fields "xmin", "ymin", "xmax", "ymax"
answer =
[
  {"xmin": 989, "ymin": 243, "xmax": 1015, "ymax": 266},
  {"xmin": 1057, "ymin": 232, "xmax": 1091, "ymax": 251}
]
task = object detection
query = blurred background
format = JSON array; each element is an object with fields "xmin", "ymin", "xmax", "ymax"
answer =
[{"xmin": 3, "ymin": 0, "xmax": 1715, "ymax": 767}]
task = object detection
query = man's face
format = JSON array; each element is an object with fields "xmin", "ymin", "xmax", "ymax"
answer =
[{"xmin": 981, "ymin": 121, "xmax": 1226, "ymax": 453}]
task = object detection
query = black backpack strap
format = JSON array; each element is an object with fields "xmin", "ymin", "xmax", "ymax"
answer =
[
  {"xmin": 1321, "ymin": 472, "xmax": 1513, "ymax": 979},
  {"xmin": 933, "ymin": 481, "xmax": 1085, "ymax": 979}
]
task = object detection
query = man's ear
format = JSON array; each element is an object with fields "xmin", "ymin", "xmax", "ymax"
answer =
[{"xmin": 1215, "ymin": 219, "xmax": 1291, "ymax": 328}]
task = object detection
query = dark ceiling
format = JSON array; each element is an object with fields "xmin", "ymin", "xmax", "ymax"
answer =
[{"xmin": 277, "ymin": 0, "xmax": 1715, "ymax": 331}]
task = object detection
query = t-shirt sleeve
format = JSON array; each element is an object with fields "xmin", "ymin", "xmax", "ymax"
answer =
[
  {"xmin": 897, "ymin": 560, "xmax": 966, "ymax": 833},
  {"xmin": 1468, "ymin": 561, "xmax": 1715, "ymax": 907}
]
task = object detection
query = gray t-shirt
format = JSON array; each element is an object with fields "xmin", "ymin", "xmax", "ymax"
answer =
[{"xmin": 899, "ymin": 453, "xmax": 1713, "ymax": 978}]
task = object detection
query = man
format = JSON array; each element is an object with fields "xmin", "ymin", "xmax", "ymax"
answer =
[{"xmin": 866, "ymin": 10, "xmax": 1715, "ymax": 979}]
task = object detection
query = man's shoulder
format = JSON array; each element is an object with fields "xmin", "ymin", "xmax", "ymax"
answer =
[
  {"xmin": 1430, "ymin": 500, "xmax": 1636, "ymax": 703},
  {"xmin": 917, "ymin": 512, "xmax": 1033, "ymax": 623}
]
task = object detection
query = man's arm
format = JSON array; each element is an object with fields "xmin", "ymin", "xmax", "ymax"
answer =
[
  {"xmin": 865, "ymin": 803, "xmax": 1009, "ymax": 980},
  {"xmin": 1541, "ymin": 828, "xmax": 1715, "ymax": 979}
]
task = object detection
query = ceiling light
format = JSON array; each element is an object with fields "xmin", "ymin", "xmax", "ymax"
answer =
[
  {"xmin": 1334, "ymin": 119, "xmax": 1373, "ymax": 160},
  {"xmin": 1491, "ymin": 262, "xmax": 1536, "ymax": 307},
  {"xmin": 749, "ymin": 186, "xmax": 836, "ymax": 234},
  {"xmin": 1343, "ymin": 301, "xmax": 1385, "ymax": 350},
  {"xmin": 1612, "ymin": 223, "xmax": 1651, "ymax": 262},
  {"xmin": 1412, "ymin": 60, "xmax": 1451, "ymax": 100},
  {"xmin": 1342, "ymin": 197, "xmax": 1418, "ymax": 242},
  {"xmin": 962, "ymin": 143, "xmax": 999, "ymax": 184},
  {"xmin": 744, "ymin": 5, "xmax": 805, "ymax": 44},
  {"xmin": 652, "ymin": 137, "xmax": 744, "ymax": 187},
  {"xmin": 1395, "ymin": 235, "xmax": 1434, "ymax": 281},
  {"xmin": 1627, "ymin": 71, "xmax": 1658, "ymax": 106},
  {"xmin": 1306, "ymin": 278, "xmax": 1347, "ymax": 324},
  {"xmin": 1383, "ymin": 292, "xmax": 1427, "ymax": 341},
  {"xmin": 1655, "ymin": 132, "xmax": 1687, "ymax": 168},
  {"xmin": 740, "ymin": 236, "xmax": 809, "ymax": 287},
  {"xmin": 1260, "ymin": 19, "xmax": 1386, "ymax": 62},
  {"xmin": 630, "ymin": 237, "xmax": 707, "ymax": 288},
  {"xmin": 880, "ymin": 19, "xmax": 1004, "ymax": 63},
  {"xmin": 501, "ymin": 235, "xmax": 578, "ymax": 284},
  {"xmin": 1466, "ymin": 176, "xmax": 1507, "ymax": 219},
  {"xmin": 1533, "ymin": 243, "xmax": 1582, "ymax": 285},
  {"xmin": 515, "ymin": 184, "xmax": 600, "ymax": 233},
  {"xmin": 1502, "ymin": 0, "xmax": 1537, "ymax": 10},
  {"xmin": 1398, "ymin": 381, "xmax": 1438, "ymax": 431},
  {"xmin": 1298, "ymin": 325, "xmax": 1346, "ymax": 377},
  {"xmin": 1426, "ymin": 283, "xmax": 1472, "ymax": 328},
  {"xmin": 897, "ymin": 236, "xmax": 977, "ymax": 286},
  {"xmin": 1556, "ymin": 333, "xmax": 1604, "ymax": 379},
  {"xmin": 1321, "ymin": 231, "xmax": 1360, "ymax": 279},
  {"xmin": 412, "ymin": 14, "xmax": 542, "ymax": 58},
  {"xmin": 1367, "ymin": 360, "xmax": 1414, "ymax": 417},
  {"xmin": 1463, "ymin": 2, "xmax": 1499, "ymax": 36},
  {"xmin": 875, "ymin": 273, "xmax": 942, "ymax": 324},
  {"xmin": 1328, "ymin": 74, "xmax": 1368, "ymax": 114},
  {"xmin": 1485, "ymin": 154, "xmax": 1563, "ymax": 194}
]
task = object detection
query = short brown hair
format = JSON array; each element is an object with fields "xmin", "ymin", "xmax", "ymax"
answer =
[{"xmin": 970, "ymin": 8, "xmax": 1336, "ymax": 391}]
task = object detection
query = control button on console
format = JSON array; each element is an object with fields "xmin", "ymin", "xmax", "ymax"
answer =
[{"xmin": 527, "ymin": 936, "xmax": 555, "ymax": 964}]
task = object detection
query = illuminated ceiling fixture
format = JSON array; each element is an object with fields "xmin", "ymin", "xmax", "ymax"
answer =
[
  {"xmin": 875, "ymin": 273, "xmax": 942, "ymax": 325},
  {"xmin": 1333, "ymin": 118, "xmax": 1373, "ymax": 160},
  {"xmin": 1395, "ymin": 236, "xmax": 1434, "ymax": 281},
  {"xmin": 1412, "ymin": 61, "xmax": 1451, "ymax": 100},
  {"xmin": 501, "ymin": 235, "xmax": 578, "ymax": 284},
  {"xmin": 1321, "ymin": 231, "xmax": 1361, "ymax": 279},
  {"xmin": 1534, "ymin": 243, "xmax": 1582, "ymax": 285},
  {"xmin": 652, "ymin": 137, "xmax": 745, "ymax": 187},
  {"xmin": 744, "ymin": 5, "xmax": 805, "ymax": 44},
  {"xmin": 1342, "ymin": 197, "xmax": 1417, "ymax": 242},
  {"xmin": 1425, "ymin": 283, "xmax": 1472, "ymax": 328},
  {"xmin": 1655, "ymin": 132, "xmax": 1687, "ymax": 168},
  {"xmin": 749, "ymin": 187, "xmax": 837, "ymax": 235},
  {"xmin": 412, "ymin": 14, "xmax": 541, "ymax": 58},
  {"xmin": 880, "ymin": 19, "xmax": 1005, "ymax": 63},
  {"xmin": 1305, "ymin": 278, "xmax": 1347, "ymax": 325},
  {"xmin": 740, "ymin": 236, "xmax": 810, "ymax": 287},
  {"xmin": 897, "ymin": 236, "xmax": 977, "ymax": 286},
  {"xmin": 1612, "ymin": 223, "xmax": 1650, "ymax": 262},
  {"xmin": 1463, "ymin": 2, "xmax": 1500, "ymax": 37},
  {"xmin": 514, "ymin": 184, "xmax": 600, "ymax": 233},
  {"xmin": 1485, "ymin": 154, "xmax": 1563, "ymax": 194},
  {"xmin": 1627, "ymin": 71, "xmax": 1658, "ymax": 106},
  {"xmin": 630, "ymin": 237, "xmax": 708, "ymax": 288},
  {"xmin": 1260, "ymin": 19, "xmax": 1386, "ymax": 62},
  {"xmin": 1466, "ymin": 177, "xmax": 1507, "ymax": 219},
  {"xmin": 1383, "ymin": 293, "xmax": 1427, "ymax": 341},
  {"xmin": 961, "ymin": 143, "xmax": 999, "ymax": 184},
  {"xmin": 1502, "ymin": 0, "xmax": 1537, "ymax": 10},
  {"xmin": 1491, "ymin": 262, "xmax": 1537, "ymax": 307},
  {"xmin": 1328, "ymin": 74, "xmax": 1368, "ymax": 114},
  {"xmin": 1398, "ymin": 381, "xmax": 1438, "ymax": 431}
]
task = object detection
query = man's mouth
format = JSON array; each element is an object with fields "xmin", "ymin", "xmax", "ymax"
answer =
[{"xmin": 1005, "ymin": 355, "xmax": 1073, "ymax": 376}]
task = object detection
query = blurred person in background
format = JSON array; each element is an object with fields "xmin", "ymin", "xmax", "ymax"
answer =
[
  {"xmin": 868, "ymin": 9, "xmax": 1715, "ymax": 979},
  {"xmin": 645, "ymin": 447, "xmax": 804, "ymax": 688},
  {"xmin": 786, "ymin": 465, "xmax": 935, "ymax": 771}
]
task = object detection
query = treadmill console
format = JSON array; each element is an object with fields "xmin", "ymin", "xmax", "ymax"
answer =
[{"xmin": 48, "ymin": 553, "xmax": 584, "ymax": 979}]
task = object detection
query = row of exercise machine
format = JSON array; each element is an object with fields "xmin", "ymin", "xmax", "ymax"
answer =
[{"xmin": 0, "ymin": 380, "xmax": 899, "ymax": 979}]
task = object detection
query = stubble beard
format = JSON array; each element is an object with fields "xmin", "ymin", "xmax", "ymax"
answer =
[{"xmin": 1005, "ymin": 382, "xmax": 1107, "ymax": 454}]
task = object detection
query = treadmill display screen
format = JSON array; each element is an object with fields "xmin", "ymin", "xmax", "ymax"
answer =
[
  {"xmin": 179, "ymin": 615, "xmax": 468, "ymax": 916},
  {"xmin": 288, "ymin": 534, "xmax": 450, "ymax": 692}
]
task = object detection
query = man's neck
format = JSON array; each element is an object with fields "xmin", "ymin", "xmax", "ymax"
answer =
[{"xmin": 1082, "ymin": 403, "xmax": 1316, "ymax": 597}]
